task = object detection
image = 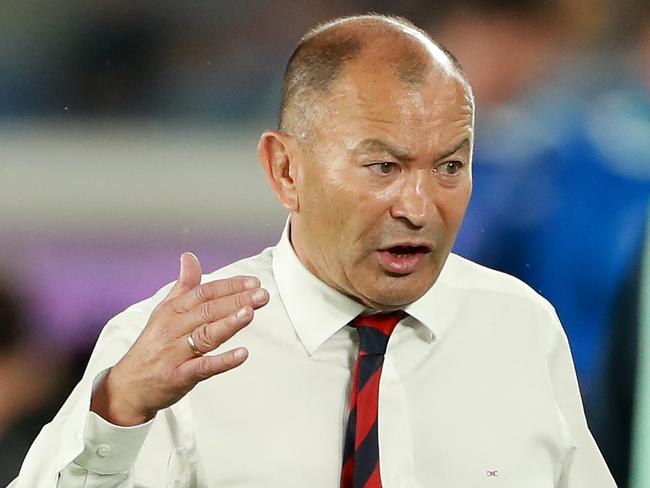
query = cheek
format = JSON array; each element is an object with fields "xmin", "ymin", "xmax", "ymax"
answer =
[
  {"xmin": 299, "ymin": 163, "xmax": 397, "ymax": 255},
  {"xmin": 313, "ymin": 176, "xmax": 355, "ymax": 217},
  {"xmin": 438, "ymin": 183, "xmax": 472, "ymax": 227},
  {"xmin": 307, "ymin": 165, "xmax": 389, "ymax": 217},
  {"xmin": 299, "ymin": 170, "xmax": 359, "ymax": 246},
  {"xmin": 300, "ymin": 167, "xmax": 339, "ymax": 212}
]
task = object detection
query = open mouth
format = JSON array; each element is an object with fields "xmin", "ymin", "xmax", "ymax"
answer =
[
  {"xmin": 377, "ymin": 244, "xmax": 432, "ymax": 275},
  {"xmin": 385, "ymin": 245, "xmax": 431, "ymax": 256}
]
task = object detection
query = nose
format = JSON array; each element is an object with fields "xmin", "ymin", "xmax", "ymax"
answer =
[{"xmin": 390, "ymin": 170, "xmax": 436, "ymax": 228}]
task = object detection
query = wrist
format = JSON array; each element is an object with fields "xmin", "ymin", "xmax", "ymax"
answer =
[{"xmin": 91, "ymin": 367, "xmax": 155, "ymax": 426}]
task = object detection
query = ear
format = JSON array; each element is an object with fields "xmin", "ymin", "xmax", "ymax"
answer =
[{"xmin": 257, "ymin": 130, "xmax": 300, "ymax": 212}]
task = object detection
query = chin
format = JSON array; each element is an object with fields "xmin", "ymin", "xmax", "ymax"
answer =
[{"xmin": 361, "ymin": 276, "xmax": 434, "ymax": 308}]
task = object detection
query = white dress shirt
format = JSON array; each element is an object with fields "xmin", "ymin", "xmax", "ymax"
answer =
[{"xmin": 11, "ymin": 223, "xmax": 616, "ymax": 487}]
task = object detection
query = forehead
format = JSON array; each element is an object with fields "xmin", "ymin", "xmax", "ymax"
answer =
[{"xmin": 312, "ymin": 57, "xmax": 474, "ymax": 151}]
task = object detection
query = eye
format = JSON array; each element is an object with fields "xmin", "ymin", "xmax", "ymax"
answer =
[
  {"xmin": 435, "ymin": 160, "xmax": 464, "ymax": 176},
  {"xmin": 368, "ymin": 162, "xmax": 399, "ymax": 176}
]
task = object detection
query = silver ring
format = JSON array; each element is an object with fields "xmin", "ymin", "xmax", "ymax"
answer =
[{"xmin": 187, "ymin": 334, "xmax": 203, "ymax": 356}]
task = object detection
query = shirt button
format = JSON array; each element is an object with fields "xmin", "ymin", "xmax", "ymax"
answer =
[{"xmin": 96, "ymin": 444, "xmax": 112, "ymax": 458}]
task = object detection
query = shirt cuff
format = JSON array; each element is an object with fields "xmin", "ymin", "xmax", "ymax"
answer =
[{"xmin": 73, "ymin": 410, "xmax": 154, "ymax": 475}]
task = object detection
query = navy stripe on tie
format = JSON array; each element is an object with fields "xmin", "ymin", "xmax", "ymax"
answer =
[
  {"xmin": 341, "ymin": 310, "xmax": 404, "ymax": 488},
  {"xmin": 353, "ymin": 420, "xmax": 379, "ymax": 488},
  {"xmin": 342, "ymin": 406, "xmax": 356, "ymax": 461},
  {"xmin": 357, "ymin": 326, "xmax": 392, "ymax": 355},
  {"xmin": 358, "ymin": 354, "xmax": 384, "ymax": 393}
]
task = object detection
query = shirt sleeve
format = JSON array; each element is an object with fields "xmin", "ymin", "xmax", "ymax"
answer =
[
  {"xmin": 54, "ymin": 411, "xmax": 154, "ymax": 487},
  {"xmin": 8, "ymin": 292, "xmax": 167, "ymax": 488},
  {"xmin": 546, "ymin": 308, "xmax": 618, "ymax": 487}
]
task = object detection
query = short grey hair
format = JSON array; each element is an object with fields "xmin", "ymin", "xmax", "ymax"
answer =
[{"xmin": 278, "ymin": 14, "xmax": 473, "ymax": 139}]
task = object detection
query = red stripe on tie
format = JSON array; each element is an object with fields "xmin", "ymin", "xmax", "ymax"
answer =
[
  {"xmin": 355, "ymin": 312, "xmax": 403, "ymax": 336},
  {"xmin": 341, "ymin": 456, "xmax": 354, "ymax": 488},
  {"xmin": 363, "ymin": 462, "xmax": 381, "ymax": 488},
  {"xmin": 342, "ymin": 310, "xmax": 404, "ymax": 488},
  {"xmin": 355, "ymin": 366, "xmax": 382, "ymax": 449}
]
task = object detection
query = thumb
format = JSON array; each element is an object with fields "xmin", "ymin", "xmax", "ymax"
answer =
[
  {"xmin": 165, "ymin": 252, "xmax": 202, "ymax": 301},
  {"xmin": 178, "ymin": 252, "xmax": 202, "ymax": 288}
]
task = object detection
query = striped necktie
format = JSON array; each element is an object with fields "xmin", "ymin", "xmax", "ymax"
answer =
[{"xmin": 341, "ymin": 310, "xmax": 405, "ymax": 488}]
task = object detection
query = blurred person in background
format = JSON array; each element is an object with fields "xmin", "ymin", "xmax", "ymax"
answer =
[
  {"xmin": 600, "ymin": 207, "xmax": 650, "ymax": 488},
  {"xmin": 591, "ymin": 7, "xmax": 650, "ymax": 486},
  {"xmin": 439, "ymin": 1, "xmax": 650, "ymax": 486},
  {"xmin": 0, "ymin": 281, "xmax": 61, "ymax": 486},
  {"xmin": 9, "ymin": 14, "xmax": 616, "ymax": 488},
  {"xmin": 627, "ymin": 208, "xmax": 650, "ymax": 488},
  {"xmin": 6, "ymin": 0, "xmax": 647, "ymax": 485}
]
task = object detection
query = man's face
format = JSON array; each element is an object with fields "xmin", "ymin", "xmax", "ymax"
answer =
[{"xmin": 290, "ymin": 58, "xmax": 474, "ymax": 308}]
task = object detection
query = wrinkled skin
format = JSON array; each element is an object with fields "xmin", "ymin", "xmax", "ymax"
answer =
[
  {"xmin": 93, "ymin": 23, "xmax": 474, "ymax": 429},
  {"xmin": 263, "ymin": 50, "xmax": 474, "ymax": 309}
]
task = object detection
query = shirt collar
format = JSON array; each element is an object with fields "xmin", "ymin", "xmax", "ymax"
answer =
[
  {"xmin": 273, "ymin": 220, "xmax": 365, "ymax": 356},
  {"xmin": 402, "ymin": 260, "xmax": 461, "ymax": 345},
  {"xmin": 272, "ymin": 219, "xmax": 458, "ymax": 355}
]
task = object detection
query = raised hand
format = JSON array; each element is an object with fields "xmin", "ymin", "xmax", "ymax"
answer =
[{"xmin": 90, "ymin": 252, "xmax": 269, "ymax": 426}]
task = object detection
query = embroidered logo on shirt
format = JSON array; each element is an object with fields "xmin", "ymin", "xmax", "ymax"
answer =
[{"xmin": 486, "ymin": 470, "xmax": 499, "ymax": 477}]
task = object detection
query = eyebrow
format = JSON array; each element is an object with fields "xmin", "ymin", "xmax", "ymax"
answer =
[
  {"xmin": 352, "ymin": 137, "xmax": 471, "ymax": 162},
  {"xmin": 438, "ymin": 138, "xmax": 471, "ymax": 161},
  {"xmin": 352, "ymin": 138, "xmax": 415, "ymax": 161}
]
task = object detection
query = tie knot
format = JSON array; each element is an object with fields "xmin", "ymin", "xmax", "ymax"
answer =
[{"xmin": 350, "ymin": 310, "xmax": 405, "ymax": 356}]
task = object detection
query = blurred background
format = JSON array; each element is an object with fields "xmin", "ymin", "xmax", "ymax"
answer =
[{"xmin": 1, "ymin": 0, "xmax": 649, "ymax": 485}]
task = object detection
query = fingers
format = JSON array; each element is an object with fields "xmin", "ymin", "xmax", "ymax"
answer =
[
  {"xmin": 164, "ymin": 252, "xmax": 202, "ymax": 302},
  {"xmin": 175, "ymin": 286, "xmax": 269, "ymax": 334},
  {"xmin": 169, "ymin": 275, "xmax": 261, "ymax": 314},
  {"xmin": 190, "ymin": 306, "xmax": 253, "ymax": 355},
  {"xmin": 179, "ymin": 252, "xmax": 202, "ymax": 288},
  {"xmin": 180, "ymin": 347, "xmax": 249, "ymax": 382}
]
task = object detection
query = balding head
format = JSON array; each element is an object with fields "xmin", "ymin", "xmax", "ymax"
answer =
[
  {"xmin": 279, "ymin": 14, "xmax": 473, "ymax": 141},
  {"xmin": 259, "ymin": 14, "xmax": 474, "ymax": 308}
]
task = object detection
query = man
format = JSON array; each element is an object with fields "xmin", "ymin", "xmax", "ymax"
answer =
[{"xmin": 11, "ymin": 14, "xmax": 615, "ymax": 487}]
